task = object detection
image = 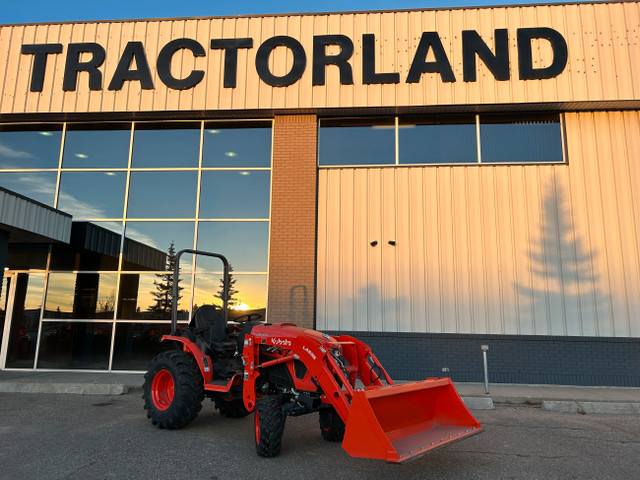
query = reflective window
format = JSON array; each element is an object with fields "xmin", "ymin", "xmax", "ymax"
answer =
[
  {"xmin": 0, "ymin": 125, "xmax": 62, "ymax": 169},
  {"xmin": 192, "ymin": 273, "xmax": 267, "ymax": 322},
  {"xmin": 127, "ymin": 171, "xmax": 198, "ymax": 218},
  {"xmin": 117, "ymin": 273, "xmax": 192, "ymax": 320},
  {"xmin": 112, "ymin": 322, "xmax": 175, "ymax": 370},
  {"xmin": 37, "ymin": 321, "xmax": 112, "ymax": 369},
  {"xmin": 44, "ymin": 273, "xmax": 117, "ymax": 319},
  {"xmin": 399, "ymin": 115, "xmax": 477, "ymax": 164},
  {"xmin": 62, "ymin": 124, "xmax": 131, "ymax": 168},
  {"xmin": 480, "ymin": 114, "xmax": 563, "ymax": 163},
  {"xmin": 318, "ymin": 118, "xmax": 395, "ymax": 166},
  {"xmin": 199, "ymin": 171, "xmax": 270, "ymax": 219},
  {"xmin": 203, "ymin": 122, "xmax": 272, "ymax": 168},
  {"xmin": 6, "ymin": 244, "xmax": 49, "ymax": 270},
  {"xmin": 50, "ymin": 222, "xmax": 122, "ymax": 271},
  {"xmin": 122, "ymin": 222, "xmax": 194, "ymax": 271},
  {"xmin": 131, "ymin": 122, "xmax": 200, "ymax": 168},
  {"xmin": 0, "ymin": 172, "xmax": 58, "ymax": 206},
  {"xmin": 58, "ymin": 171, "xmax": 127, "ymax": 219},
  {"xmin": 196, "ymin": 222, "xmax": 269, "ymax": 272},
  {"xmin": 5, "ymin": 273, "xmax": 45, "ymax": 368}
]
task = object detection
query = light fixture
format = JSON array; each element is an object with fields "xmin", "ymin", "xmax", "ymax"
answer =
[
  {"xmin": 207, "ymin": 129, "xmax": 221, "ymax": 134},
  {"xmin": 225, "ymin": 152, "xmax": 237, "ymax": 157},
  {"xmin": 75, "ymin": 153, "xmax": 89, "ymax": 158},
  {"xmin": 39, "ymin": 132, "xmax": 53, "ymax": 136}
]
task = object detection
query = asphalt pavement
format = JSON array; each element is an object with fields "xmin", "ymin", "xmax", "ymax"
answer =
[{"xmin": 0, "ymin": 391, "xmax": 638, "ymax": 480}]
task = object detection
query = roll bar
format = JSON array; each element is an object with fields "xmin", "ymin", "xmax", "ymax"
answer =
[{"xmin": 171, "ymin": 249, "xmax": 230, "ymax": 335}]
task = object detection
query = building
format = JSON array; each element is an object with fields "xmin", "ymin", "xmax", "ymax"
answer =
[{"xmin": 0, "ymin": 1, "xmax": 638, "ymax": 385}]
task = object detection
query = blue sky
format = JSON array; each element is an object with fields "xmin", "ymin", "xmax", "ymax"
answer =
[{"xmin": 4, "ymin": 1, "xmax": 567, "ymax": 24}]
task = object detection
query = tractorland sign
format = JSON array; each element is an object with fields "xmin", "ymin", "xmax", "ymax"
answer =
[{"xmin": 21, "ymin": 28, "xmax": 567, "ymax": 93}]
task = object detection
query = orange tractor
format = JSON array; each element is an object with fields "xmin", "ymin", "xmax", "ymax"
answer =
[{"xmin": 143, "ymin": 250, "xmax": 481, "ymax": 462}]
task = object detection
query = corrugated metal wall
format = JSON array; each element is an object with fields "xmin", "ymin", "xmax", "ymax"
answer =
[
  {"xmin": 1, "ymin": 1, "xmax": 639, "ymax": 114},
  {"xmin": 316, "ymin": 111, "xmax": 640, "ymax": 337}
]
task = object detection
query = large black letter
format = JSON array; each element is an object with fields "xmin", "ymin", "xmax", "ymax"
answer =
[
  {"xmin": 255, "ymin": 36, "xmax": 306, "ymax": 87},
  {"xmin": 210, "ymin": 38, "xmax": 253, "ymax": 88},
  {"xmin": 157, "ymin": 38, "xmax": 206, "ymax": 90},
  {"xmin": 108, "ymin": 41, "xmax": 154, "ymax": 91},
  {"xmin": 21, "ymin": 43, "xmax": 63, "ymax": 92},
  {"xmin": 362, "ymin": 34, "xmax": 399, "ymax": 85},
  {"xmin": 312, "ymin": 35, "xmax": 354, "ymax": 86},
  {"xmin": 517, "ymin": 27, "xmax": 568, "ymax": 80},
  {"xmin": 406, "ymin": 32, "xmax": 455, "ymax": 83},
  {"xmin": 462, "ymin": 29, "xmax": 509, "ymax": 82},
  {"xmin": 63, "ymin": 43, "xmax": 105, "ymax": 91}
]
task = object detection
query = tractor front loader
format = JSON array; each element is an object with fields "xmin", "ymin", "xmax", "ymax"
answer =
[{"xmin": 143, "ymin": 250, "xmax": 481, "ymax": 463}]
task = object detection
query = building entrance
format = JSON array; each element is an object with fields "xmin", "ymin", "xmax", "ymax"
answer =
[{"xmin": 0, "ymin": 272, "xmax": 45, "ymax": 369}]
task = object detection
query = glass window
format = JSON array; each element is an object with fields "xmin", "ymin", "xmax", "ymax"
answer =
[
  {"xmin": 199, "ymin": 171, "xmax": 270, "ymax": 219},
  {"xmin": 131, "ymin": 122, "xmax": 200, "ymax": 168},
  {"xmin": 37, "ymin": 321, "xmax": 112, "ymax": 369},
  {"xmin": 5, "ymin": 273, "xmax": 45, "ymax": 368},
  {"xmin": 117, "ymin": 273, "xmax": 192, "ymax": 321},
  {"xmin": 480, "ymin": 114, "xmax": 564, "ymax": 163},
  {"xmin": 196, "ymin": 221, "xmax": 269, "ymax": 272},
  {"xmin": 0, "ymin": 172, "xmax": 58, "ymax": 206},
  {"xmin": 112, "ymin": 322, "xmax": 176, "ymax": 370},
  {"xmin": 399, "ymin": 115, "xmax": 477, "ymax": 164},
  {"xmin": 192, "ymin": 273, "xmax": 267, "ymax": 322},
  {"xmin": 6, "ymin": 244, "xmax": 49, "ymax": 270},
  {"xmin": 62, "ymin": 124, "xmax": 131, "ymax": 168},
  {"xmin": 50, "ymin": 222, "xmax": 122, "ymax": 271},
  {"xmin": 202, "ymin": 122, "xmax": 272, "ymax": 168},
  {"xmin": 318, "ymin": 118, "xmax": 395, "ymax": 166},
  {"xmin": 57, "ymin": 171, "xmax": 127, "ymax": 219},
  {"xmin": 0, "ymin": 124, "xmax": 62, "ymax": 169},
  {"xmin": 122, "ymin": 222, "xmax": 194, "ymax": 271},
  {"xmin": 127, "ymin": 171, "xmax": 198, "ymax": 218},
  {"xmin": 44, "ymin": 273, "xmax": 117, "ymax": 319}
]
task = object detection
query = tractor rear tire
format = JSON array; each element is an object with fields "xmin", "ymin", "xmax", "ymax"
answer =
[
  {"xmin": 215, "ymin": 397, "xmax": 250, "ymax": 418},
  {"xmin": 254, "ymin": 396, "xmax": 286, "ymax": 457},
  {"xmin": 143, "ymin": 350, "xmax": 204, "ymax": 429},
  {"xmin": 319, "ymin": 407, "xmax": 345, "ymax": 442}
]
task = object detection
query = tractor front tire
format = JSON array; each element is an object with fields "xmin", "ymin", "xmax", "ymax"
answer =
[
  {"xmin": 254, "ymin": 396, "xmax": 286, "ymax": 457},
  {"xmin": 215, "ymin": 397, "xmax": 250, "ymax": 418},
  {"xmin": 319, "ymin": 407, "xmax": 345, "ymax": 442},
  {"xmin": 143, "ymin": 350, "xmax": 204, "ymax": 429}
]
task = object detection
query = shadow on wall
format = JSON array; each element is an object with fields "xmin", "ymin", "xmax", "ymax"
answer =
[
  {"xmin": 289, "ymin": 285, "xmax": 309, "ymax": 325},
  {"xmin": 516, "ymin": 184, "xmax": 610, "ymax": 337}
]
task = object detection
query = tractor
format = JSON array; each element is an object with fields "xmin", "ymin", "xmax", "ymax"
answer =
[{"xmin": 143, "ymin": 249, "xmax": 481, "ymax": 463}]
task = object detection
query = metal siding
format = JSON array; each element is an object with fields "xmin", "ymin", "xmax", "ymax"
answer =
[
  {"xmin": 2, "ymin": 2, "xmax": 640, "ymax": 114},
  {"xmin": 317, "ymin": 111, "xmax": 640, "ymax": 337},
  {"xmin": 0, "ymin": 190, "xmax": 71, "ymax": 243}
]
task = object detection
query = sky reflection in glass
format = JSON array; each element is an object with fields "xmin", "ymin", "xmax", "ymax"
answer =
[
  {"xmin": 0, "ymin": 127, "xmax": 62, "ymax": 169},
  {"xmin": 58, "ymin": 171, "xmax": 126, "ymax": 218},
  {"xmin": 63, "ymin": 126, "xmax": 130, "ymax": 168},
  {"xmin": 199, "ymin": 171, "xmax": 270, "ymax": 219}
]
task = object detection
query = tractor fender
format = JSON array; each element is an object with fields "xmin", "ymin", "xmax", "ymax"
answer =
[{"xmin": 161, "ymin": 335, "xmax": 214, "ymax": 385}]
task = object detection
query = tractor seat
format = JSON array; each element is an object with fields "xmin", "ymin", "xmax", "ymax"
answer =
[{"xmin": 191, "ymin": 305, "xmax": 237, "ymax": 354}]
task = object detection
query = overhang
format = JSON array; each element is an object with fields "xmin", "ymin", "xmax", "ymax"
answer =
[{"xmin": 0, "ymin": 186, "xmax": 72, "ymax": 244}]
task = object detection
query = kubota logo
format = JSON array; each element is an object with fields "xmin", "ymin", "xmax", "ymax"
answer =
[
  {"xmin": 271, "ymin": 338, "xmax": 291, "ymax": 347},
  {"xmin": 303, "ymin": 346, "xmax": 316, "ymax": 360}
]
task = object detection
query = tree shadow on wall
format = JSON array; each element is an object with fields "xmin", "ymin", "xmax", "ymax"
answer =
[{"xmin": 516, "ymin": 184, "xmax": 610, "ymax": 336}]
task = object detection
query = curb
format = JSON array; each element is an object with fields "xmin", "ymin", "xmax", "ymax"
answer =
[
  {"xmin": 462, "ymin": 396, "xmax": 495, "ymax": 410},
  {"xmin": 541, "ymin": 400, "xmax": 640, "ymax": 415},
  {"xmin": 0, "ymin": 382, "xmax": 128, "ymax": 395}
]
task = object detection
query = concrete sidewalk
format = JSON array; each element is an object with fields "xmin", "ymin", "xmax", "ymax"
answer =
[{"xmin": 0, "ymin": 370, "xmax": 638, "ymax": 415}]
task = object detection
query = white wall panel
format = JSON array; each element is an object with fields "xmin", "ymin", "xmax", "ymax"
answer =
[{"xmin": 317, "ymin": 111, "xmax": 640, "ymax": 337}]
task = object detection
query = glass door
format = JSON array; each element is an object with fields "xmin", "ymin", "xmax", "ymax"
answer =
[{"xmin": 0, "ymin": 272, "xmax": 46, "ymax": 369}]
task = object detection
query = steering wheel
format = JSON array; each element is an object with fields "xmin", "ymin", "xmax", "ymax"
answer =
[{"xmin": 232, "ymin": 313, "xmax": 263, "ymax": 323}]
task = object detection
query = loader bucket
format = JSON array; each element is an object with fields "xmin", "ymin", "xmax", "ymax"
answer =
[{"xmin": 342, "ymin": 378, "xmax": 481, "ymax": 463}]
